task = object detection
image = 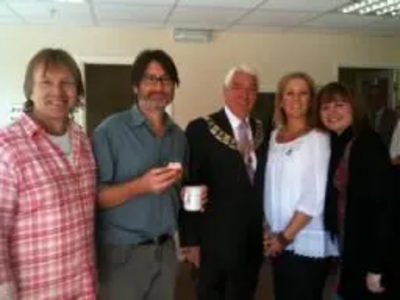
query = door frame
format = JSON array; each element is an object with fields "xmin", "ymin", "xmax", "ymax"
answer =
[
  {"xmin": 75, "ymin": 55, "xmax": 174, "ymax": 130},
  {"xmin": 337, "ymin": 63, "xmax": 400, "ymax": 109}
]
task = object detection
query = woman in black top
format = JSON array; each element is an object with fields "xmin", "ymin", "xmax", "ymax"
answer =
[{"xmin": 317, "ymin": 82, "xmax": 396, "ymax": 299}]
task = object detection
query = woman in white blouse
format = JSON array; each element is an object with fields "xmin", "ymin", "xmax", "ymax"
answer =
[{"xmin": 263, "ymin": 72, "xmax": 338, "ymax": 300}]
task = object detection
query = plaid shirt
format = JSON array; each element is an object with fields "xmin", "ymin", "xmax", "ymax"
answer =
[{"xmin": 0, "ymin": 113, "xmax": 96, "ymax": 300}]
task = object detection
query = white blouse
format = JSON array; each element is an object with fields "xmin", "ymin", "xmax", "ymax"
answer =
[{"xmin": 264, "ymin": 129, "xmax": 338, "ymax": 258}]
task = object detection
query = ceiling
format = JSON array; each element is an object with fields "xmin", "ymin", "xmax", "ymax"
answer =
[{"xmin": 1, "ymin": 0, "xmax": 400, "ymax": 36}]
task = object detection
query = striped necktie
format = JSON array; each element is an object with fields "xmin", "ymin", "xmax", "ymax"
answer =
[{"xmin": 237, "ymin": 121, "xmax": 255, "ymax": 183}]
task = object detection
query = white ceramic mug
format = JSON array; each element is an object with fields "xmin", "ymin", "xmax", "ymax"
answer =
[{"xmin": 183, "ymin": 186, "xmax": 203, "ymax": 211}]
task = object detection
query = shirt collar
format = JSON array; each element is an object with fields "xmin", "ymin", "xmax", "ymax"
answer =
[
  {"xmin": 19, "ymin": 112, "xmax": 77, "ymax": 139},
  {"xmin": 19, "ymin": 112, "xmax": 41, "ymax": 137},
  {"xmin": 224, "ymin": 106, "xmax": 249, "ymax": 129},
  {"xmin": 131, "ymin": 105, "xmax": 174, "ymax": 130},
  {"xmin": 131, "ymin": 105, "xmax": 146, "ymax": 126}
]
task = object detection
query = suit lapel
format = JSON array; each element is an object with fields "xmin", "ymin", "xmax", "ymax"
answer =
[{"xmin": 249, "ymin": 118, "xmax": 258, "ymax": 153}]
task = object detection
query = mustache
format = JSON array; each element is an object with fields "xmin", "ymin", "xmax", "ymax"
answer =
[
  {"xmin": 148, "ymin": 92, "xmax": 168, "ymax": 98},
  {"xmin": 138, "ymin": 93, "xmax": 170, "ymax": 102},
  {"xmin": 137, "ymin": 95, "xmax": 171, "ymax": 109}
]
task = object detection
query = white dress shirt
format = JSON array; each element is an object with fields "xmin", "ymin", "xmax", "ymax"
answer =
[
  {"xmin": 264, "ymin": 129, "xmax": 338, "ymax": 258},
  {"xmin": 224, "ymin": 106, "xmax": 257, "ymax": 170},
  {"xmin": 390, "ymin": 120, "xmax": 400, "ymax": 159}
]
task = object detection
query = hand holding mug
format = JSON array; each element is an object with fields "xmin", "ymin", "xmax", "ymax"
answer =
[
  {"xmin": 366, "ymin": 273, "xmax": 385, "ymax": 293},
  {"xmin": 182, "ymin": 185, "xmax": 208, "ymax": 212}
]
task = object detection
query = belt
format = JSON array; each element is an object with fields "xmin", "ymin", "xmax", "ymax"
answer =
[{"xmin": 138, "ymin": 233, "xmax": 171, "ymax": 246}]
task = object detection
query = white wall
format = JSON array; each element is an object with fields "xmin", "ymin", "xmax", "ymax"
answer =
[{"xmin": 1, "ymin": 25, "xmax": 400, "ymax": 128}]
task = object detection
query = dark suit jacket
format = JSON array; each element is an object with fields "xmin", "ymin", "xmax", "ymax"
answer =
[
  {"xmin": 179, "ymin": 109, "xmax": 269, "ymax": 270},
  {"xmin": 374, "ymin": 108, "xmax": 398, "ymax": 148}
]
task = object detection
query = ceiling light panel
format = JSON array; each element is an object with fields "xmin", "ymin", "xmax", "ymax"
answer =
[{"xmin": 340, "ymin": 0, "xmax": 400, "ymax": 17}]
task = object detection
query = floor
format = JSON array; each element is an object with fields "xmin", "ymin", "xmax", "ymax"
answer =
[{"xmin": 175, "ymin": 262, "xmax": 336, "ymax": 300}]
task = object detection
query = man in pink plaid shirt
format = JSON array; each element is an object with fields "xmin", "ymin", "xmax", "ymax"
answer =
[{"xmin": 0, "ymin": 48, "xmax": 97, "ymax": 299}]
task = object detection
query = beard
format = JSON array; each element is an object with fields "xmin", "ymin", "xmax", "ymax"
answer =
[{"xmin": 137, "ymin": 93, "xmax": 171, "ymax": 112}]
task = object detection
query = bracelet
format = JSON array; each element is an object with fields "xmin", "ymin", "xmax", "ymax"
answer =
[{"xmin": 276, "ymin": 232, "xmax": 292, "ymax": 248}]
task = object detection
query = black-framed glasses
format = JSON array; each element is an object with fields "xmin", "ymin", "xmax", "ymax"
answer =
[{"xmin": 142, "ymin": 74, "xmax": 173, "ymax": 86}]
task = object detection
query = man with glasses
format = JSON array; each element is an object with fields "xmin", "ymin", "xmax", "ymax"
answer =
[{"xmin": 93, "ymin": 49, "xmax": 186, "ymax": 300}]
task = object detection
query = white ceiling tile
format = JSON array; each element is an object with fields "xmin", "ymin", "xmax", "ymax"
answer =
[
  {"xmin": 367, "ymin": 18, "xmax": 400, "ymax": 30},
  {"xmin": 262, "ymin": 0, "xmax": 350, "ymax": 12},
  {"xmin": 5, "ymin": 0, "xmax": 34, "ymax": 2},
  {"xmin": 168, "ymin": 6, "xmax": 246, "ymax": 28},
  {"xmin": 1, "ymin": 0, "xmax": 398, "ymax": 34},
  {"xmin": 239, "ymin": 9, "xmax": 317, "ymax": 26},
  {"xmin": 0, "ymin": 3, "xmax": 14, "ymax": 16},
  {"xmin": 177, "ymin": 0, "xmax": 263, "ymax": 9},
  {"xmin": 288, "ymin": 26, "xmax": 396, "ymax": 37},
  {"xmin": 230, "ymin": 24, "xmax": 289, "ymax": 32},
  {"xmin": 92, "ymin": 0, "xmax": 175, "ymax": 4},
  {"xmin": 305, "ymin": 13, "xmax": 381, "ymax": 28},
  {"xmin": 95, "ymin": 4, "xmax": 169, "ymax": 22},
  {"xmin": 289, "ymin": 26, "xmax": 352, "ymax": 34},
  {"xmin": 8, "ymin": 2, "xmax": 91, "ymax": 17}
]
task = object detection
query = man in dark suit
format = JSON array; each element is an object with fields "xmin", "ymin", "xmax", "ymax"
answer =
[
  {"xmin": 368, "ymin": 84, "xmax": 398, "ymax": 148},
  {"xmin": 179, "ymin": 65, "xmax": 269, "ymax": 300}
]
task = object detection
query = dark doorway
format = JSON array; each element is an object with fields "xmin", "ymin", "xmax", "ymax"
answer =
[
  {"xmin": 252, "ymin": 92, "xmax": 275, "ymax": 130},
  {"xmin": 338, "ymin": 67, "xmax": 398, "ymax": 113},
  {"xmin": 84, "ymin": 63, "xmax": 133, "ymax": 137},
  {"xmin": 338, "ymin": 67, "xmax": 400, "ymax": 148}
]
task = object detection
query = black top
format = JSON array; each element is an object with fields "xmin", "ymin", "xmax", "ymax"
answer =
[
  {"xmin": 324, "ymin": 126, "xmax": 354, "ymax": 240},
  {"xmin": 324, "ymin": 123, "xmax": 396, "ymax": 296}
]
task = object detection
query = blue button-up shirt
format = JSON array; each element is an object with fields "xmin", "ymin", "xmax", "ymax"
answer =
[{"xmin": 93, "ymin": 106, "xmax": 186, "ymax": 245}]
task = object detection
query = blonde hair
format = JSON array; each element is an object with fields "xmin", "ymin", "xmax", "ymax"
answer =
[{"xmin": 273, "ymin": 71, "xmax": 316, "ymax": 127}]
